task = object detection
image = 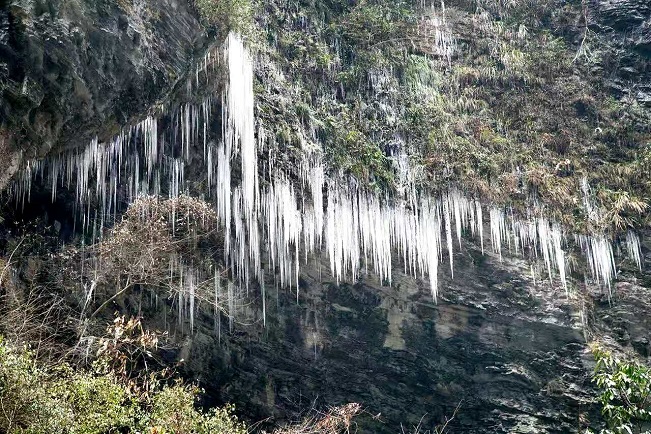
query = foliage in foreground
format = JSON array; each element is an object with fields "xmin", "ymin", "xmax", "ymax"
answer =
[
  {"xmin": 0, "ymin": 200, "xmax": 365, "ymax": 434},
  {"xmin": 590, "ymin": 344, "xmax": 651, "ymax": 434},
  {"xmin": 0, "ymin": 313, "xmax": 362, "ymax": 434},
  {"xmin": 0, "ymin": 328, "xmax": 247, "ymax": 434}
]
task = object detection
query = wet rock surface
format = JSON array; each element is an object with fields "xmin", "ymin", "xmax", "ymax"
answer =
[
  {"xmin": 590, "ymin": 0, "xmax": 651, "ymax": 105},
  {"xmin": 177, "ymin": 239, "xmax": 619, "ymax": 433},
  {"xmin": 0, "ymin": 0, "xmax": 203, "ymax": 188}
]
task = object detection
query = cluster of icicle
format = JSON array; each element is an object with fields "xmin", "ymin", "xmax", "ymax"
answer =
[
  {"xmin": 420, "ymin": 1, "xmax": 456, "ymax": 65},
  {"xmin": 177, "ymin": 262, "xmax": 242, "ymax": 335},
  {"xmin": 149, "ymin": 255, "xmax": 242, "ymax": 335},
  {"xmin": 10, "ymin": 33, "xmax": 644, "ymax": 326}
]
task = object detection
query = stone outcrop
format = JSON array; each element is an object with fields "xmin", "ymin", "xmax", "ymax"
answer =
[
  {"xmin": 590, "ymin": 0, "xmax": 651, "ymax": 105},
  {"xmin": 178, "ymin": 236, "xmax": 616, "ymax": 433},
  {"xmin": 0, "ymin": 0, "xmax": 203, "ymax": 189},
  {"xmin": 167, "ymin": 230, "xmax": 651, "ymax": 433}
]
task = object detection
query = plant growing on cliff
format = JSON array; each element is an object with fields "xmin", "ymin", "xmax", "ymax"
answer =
[
  {"xmin": 591, "ymin": 344, "xmax": 651, "ymax": 434},
  {"xmin": 53, "ymin": 196, "xmax": 223, "ymax": 323},
  {"xmin": 0, "ymin": 332, "xmax": 248, "ymax": 434},
  {"xmin": 273, "ymin": 403, "xmax": 361, "ymax": 434},
  {"xmin": 195, "ymin": 0, "xmax": 253, "ymax": 36}
]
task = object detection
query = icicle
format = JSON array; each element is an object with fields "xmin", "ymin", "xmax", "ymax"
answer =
[
  {"xmin": 189, "ymin": 267, "xmax": 195, "ymax": 333},
  {"xmin": 475, "ymin": 201, "xmax": 484, "ymax": 254},
  {"xmin": 443, "ymin": 196, "xmax": 453, "ymax": 277},
  {"xmin": 579, "ymin": 235, "xmax": 617, "ymax": 295},
  {"xmin": 227, "ymin": 281, "xmax": 235, "ymax": 332},
  {"xmin": 427, "ymin": 3, "xmax": 456, "ymax": 65},
  {"xmin": 551, "ymin": 223, "xmax": 567, "ymax": 293},
  {"xmin": 216, "ymin": 144, "xmax": 231, "ymax": 255},
  {"xmin": 263, "ymin": 173, "xmax": 303, "ymax": 290},
  {"xmin": 178, "ymin": 266, "xmax": 184, "ymax": 327},
  {"xmin": 8, "ymin": 29, "xmax": 645, "ymax": 316},
  {"xmin": 261, "ymin": 270, "xmax": 266, "ymax": 327},
  {"xmin": 625, "ymin": 231, "xmax": 642, "ymax": 271},
  {"xmin": 224, "ymin": 32, "xmax": 260, "ymax": 284},
  {"xmin": 537, "ymin": 217, "xmax": 554, "ymax": 283},
  {"xmin": 490, "ymin": 207, "xmax": 506, "ymax": 260}
]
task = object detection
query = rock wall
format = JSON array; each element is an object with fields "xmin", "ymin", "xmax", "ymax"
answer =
[
  {"xmin": 1, "ymin": 0, "xmax": 651, "ymax": 433},
  {"xmin": 0, "ymin": 0, "xmax": 203, "ymax": 189},
  {"xmin": 177, "ymin": 237, "xmax": 614, "ymax": 433},
  {"xmin": 590, "ymin": 0, "xmax": 651, "ymax": 105},
  {"xmin": 163, "ymin": 228, "xmax": 651, "ymax": 433}
]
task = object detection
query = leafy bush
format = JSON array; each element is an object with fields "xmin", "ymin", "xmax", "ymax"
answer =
[
  {"xmin": 195, "ymin": 0, "xmax": 253, "ymax": 36},
  {"xmin": 591, "ymin": 344, "xmax": 651, "ymax": 434},
  {"xmin": 0, "ymin": 336, "xmax": 247, "ymax": 433}
]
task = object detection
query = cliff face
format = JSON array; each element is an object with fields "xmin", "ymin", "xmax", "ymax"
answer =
[
  {"xmin": 178, "ymin": 236, "xmax": 651, "ymax": 433},
  {"xmin": 590, "ymin": 0, "xmax": 651, "ymax": 104},
  {"xmin": 1, "ymin": 0, "xmax": 651, "ymax": 433},
  {"xmin": 183, "ymin": 240, "xmax": 595, "ymax": 433},
  {"xmin": 0, "ymin": 0, "xmax": 203, "ymax": 189}
]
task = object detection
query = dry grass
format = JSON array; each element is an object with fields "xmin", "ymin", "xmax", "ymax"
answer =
[
  {"xmin": 50, "ymin": 195, "xmax": 223, "ymax": 320},
  {"xmin": 272, "ymin": 403, "xmax": 362, "ymax": 434},
  {"xmin": 399, "ymin": 401, "xmax": 461, "ymax": 434},
  {"xmin": 0, "ymin": 249, "xmax": 74, "ymax": 362}
]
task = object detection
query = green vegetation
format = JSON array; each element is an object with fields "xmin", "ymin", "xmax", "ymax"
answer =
[
  {"xmin": 0, "ymin": 316, "xmax": 362, "ymax": 433},
  {"xmin": 0, "ymin": 322, "xmax": 247, "ymax": 434},
  {"xmin": 195, "ymin": 0, "xmax": 253, "ymax": 36},
  {"xmin": 591, "ymin": 345, "xmax": 651, "ymax": 434}
]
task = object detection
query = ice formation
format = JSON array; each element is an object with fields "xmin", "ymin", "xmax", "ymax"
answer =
[
  {"xmin": 9, "ymin": 32, "xmax": 641, "ymax": 330},
  {"xmin": 423, "ymin": 2, "xmax": 456, "ymax": 65},
  {"xmin": 625, "ymin": 230, "xmax": 643, "ymax": 271},
  {"xmin": 577, "ymin": 235, "xmax": 616, "ymax": 296}
]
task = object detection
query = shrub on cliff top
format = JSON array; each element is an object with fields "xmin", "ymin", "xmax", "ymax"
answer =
[
  {"xmin": 0, "ymin": 332, "xmax": 247, "ymax": 434},
  {"xmin": 195, "ymin": 0, "xmax": 253, "ymax": 36}
]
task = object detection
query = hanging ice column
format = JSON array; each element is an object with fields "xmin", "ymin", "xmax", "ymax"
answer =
[
  {"xmin": 224, "ymin": 33, "xmax": 261, "ymax": 283},
  {"xmin": 576, "ymin": 177, "xmax": 619, "ymax": 293},
  {"xmin": 225, "ymin": 33, "xmax": 257, "ymax": 223},
  {"xmin": 625, "ymin": 230, "xmax": 642, "ymax": 271}
]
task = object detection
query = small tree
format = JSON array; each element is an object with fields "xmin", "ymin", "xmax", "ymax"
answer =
[
  {"xmin": 54, "ymin": 195, "xmax": 223, "ymax": 321},
  {"xmin": 194, "ymin": 0, "xmax": 253, "ymax": 36},
  {"xmin": 591, "ymin": 344, "xmax": 651, "ymax": 434}
]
